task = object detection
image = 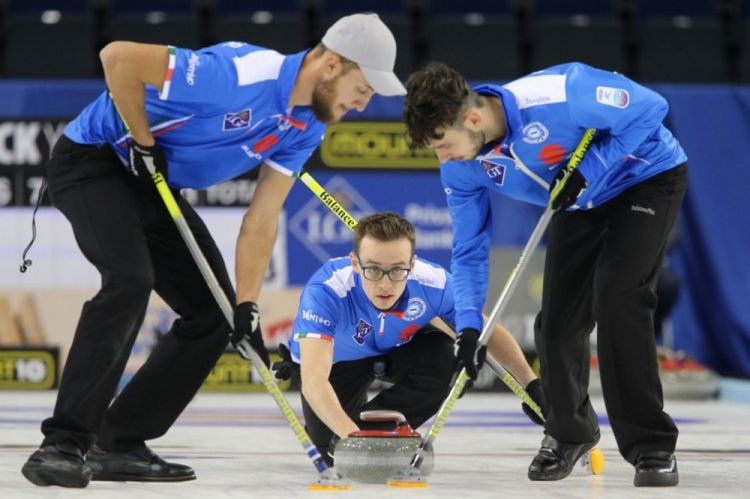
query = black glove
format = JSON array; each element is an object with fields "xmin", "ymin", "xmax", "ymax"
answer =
[
  {"xmin": 232, "ymin": 301, "xmax": 270, "ymax": 367},
  {"xmin": 129, "ymin": 141, "xmax": 168, "ymax": 183},
  {"xmin": 549, "ymin": 167, "xmax": 587, "ymax": 211},
  {"xmin": 455, "ymin": 328, "xmax": 487, "ymax": 380},
  {"xmin": 271, "ymin": 343, "xmax": 299, "ymax": 381},
  {"xmin": 522, "ymin": 378, "xmax": 548, "ymax": 426}
]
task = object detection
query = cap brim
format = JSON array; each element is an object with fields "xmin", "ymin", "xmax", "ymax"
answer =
[{"xmin": 361, "ymin": 66, "xmax": 407, "ymax": 96}]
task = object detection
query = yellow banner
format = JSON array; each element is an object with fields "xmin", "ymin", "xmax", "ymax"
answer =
[
  {"xmin": 200, "ymin": 351, "xmax": 293, "ymax": 392},
  {"xmin": 0, "ymin": 348, "xmax": 58, "ymax": 389},
  {"xmin": 320, "ymin": 122, "xmax": 439, "ymax": 169}
]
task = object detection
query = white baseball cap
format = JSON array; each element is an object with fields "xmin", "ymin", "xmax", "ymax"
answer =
[{"xmin": 322, "ymin": 13, "xmax": 407, "ymax": 96}]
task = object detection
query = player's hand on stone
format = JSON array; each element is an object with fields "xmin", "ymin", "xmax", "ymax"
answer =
[{"xmin": 232, "ymin": 301, "xmax": 270, "ymax": 367}]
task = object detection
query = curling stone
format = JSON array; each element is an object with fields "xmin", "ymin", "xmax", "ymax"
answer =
[{"xmin": 334, "ymin": 410, "xmax": 434, "ymax": 483}]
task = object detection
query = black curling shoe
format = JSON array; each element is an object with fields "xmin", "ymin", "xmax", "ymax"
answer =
[
  {"xmin": 87, "ymin": 444, "xmax": 195, "ymax": 482},
  {"xmin": 22, "ymin": 442, "xmax": 92, "ymax": 488},
  {"xmin": 634, "ymin": 451, "xmax": 678, "ymax": 487},
  {"xmin": 528, "ymin": 433, "xmax": 599, "ymax": 481}
]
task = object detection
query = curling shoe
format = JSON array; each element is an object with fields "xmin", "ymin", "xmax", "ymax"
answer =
[
  {"xmin": 87, "ymin": 444, "xmax": 195, "ymax": 482},
  {"xmin": 22, "ymin": 442, "xmax": 92, "ymax": 488},
  {"xmin": 528, "ymin": 432, "xmax": 599, "ymax": 481},
  {"xmin": 634, "ymin": 451, "xmax": 678, "ymax": 487}
]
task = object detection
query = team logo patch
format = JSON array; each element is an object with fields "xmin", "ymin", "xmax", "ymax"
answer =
[
  {"xmin": 478, "ymin": 144, "xmax": 515, "ymax": 186},
  {"xmin": 404, "ymin": 297, "xmax": 427, "ymax": 321},
  {"xmin": 353, "ymin": 319, "xmax": 373, "ymax": 345},
  {"xmin": 481, "ymin": 161, "xmax": 506, "ymax": 185},
  {"xmin": 596, "ymin": 86, "xmax": 630, "ymax": 108},
  {"xmin": 522, "ymin": 121, "xmax": 549, "ymax": 144},
  {"xmin": 223, "ymin": 109, "xmax": 251, "ymax": 131}
]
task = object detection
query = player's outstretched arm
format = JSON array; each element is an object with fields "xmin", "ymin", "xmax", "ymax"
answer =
[
  {"xmin": 299, "ymin": 339, "xmax": 359, "ymax": 439},
  {"xmin": 235, "ymin": 164, "xmax": 295, "ymax": 303}
]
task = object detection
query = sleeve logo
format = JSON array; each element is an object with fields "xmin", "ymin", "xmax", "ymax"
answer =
[
  {"xmin": 186, "ymin": 53, "xmax": 201, "ymax": 86},
  {"xmin": 301, "ymin": 309, "xmax": 332, "ymax": 327},
  {"xmin": 596, "ymin": 86, "xmax": 630, "ymax": 108}
]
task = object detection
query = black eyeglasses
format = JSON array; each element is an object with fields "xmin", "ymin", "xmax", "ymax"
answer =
[{"xmin": 356, "ymin": 255, "xmax": 412, "ymax": 282}]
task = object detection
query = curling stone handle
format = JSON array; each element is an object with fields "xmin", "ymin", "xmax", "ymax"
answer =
[{"xmin": 359, "ymin": 410, "xmax": 407, "ymax": 424}]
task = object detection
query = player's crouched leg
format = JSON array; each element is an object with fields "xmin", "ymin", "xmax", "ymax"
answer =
[{"xmin": 363, "ymin": 328, "xmax": 457, "ymax": 430}]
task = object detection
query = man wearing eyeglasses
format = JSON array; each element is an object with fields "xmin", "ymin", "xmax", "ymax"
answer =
[{"xmin": 280, "ymin": 211, "xmax": 543, "ymax": 464}]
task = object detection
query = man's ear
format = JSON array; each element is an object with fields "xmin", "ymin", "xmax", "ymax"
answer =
[
  {"xmin": 323, "ymin": 51, "xmax": 342, "ymax": 77},
  {"xmin": 410, "ymin": 254, "xmax": 417, "ymax": 269},
  {"xmin": 350, "ymin": 251, "xmax": 360, "ymax": 271},
  {"xmin": 463, "ymin": 108, "xmax": 483, "ymax": 131}
]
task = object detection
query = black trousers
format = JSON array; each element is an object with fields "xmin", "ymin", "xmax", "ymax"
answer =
[
  {"xmin": 535, "ymin": 164, "xmax": 687, "ymax": 465},
  {"xmin": 41, "ymin": 136, "xmax": 233, "ymax": 452},
  {"xmin": 301, "ymin": 329, "xmax": 456, "ymax": 452},
  {"xmin": 654, "ymin": 264, "xmax": 680, "ymax": 341}
]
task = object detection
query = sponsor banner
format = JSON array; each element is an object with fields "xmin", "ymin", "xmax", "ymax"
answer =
[
  {"xmin": 119, "ymin": 351, "xmax": 294, "ymax": 393},
  {"xmin": 0, "ymin": 120, "xmax": 66, "ymax": 167},
  {"xmin": 0, "ymin": 119, "xmax": 66, "ymax": 207},
  {"xmin": 319, "ymin": 122, "xmax": 439, "ymax": 169},
  {"xmin": 285, "ymin": 171, "xmax": 452, "ymax": 283},
  {"xmin": 0, "ymin": 347, "xmax": 58, "ymax": 389},
  {"xmin": 200, "ymin": 351, "xmax": 293, "ymax": 392},
  {"xmin": 0, "ymin": 173, "xmax": 49, "ymax": 208}
]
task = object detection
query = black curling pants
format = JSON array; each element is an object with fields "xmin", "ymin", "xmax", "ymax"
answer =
[
  {"xmin": 535, "ymin": 164, "xmax": 687, "ymax": 465},
  {"xmin": 41, "ymin": 136, "xmax": 233, "ymax": 452}
]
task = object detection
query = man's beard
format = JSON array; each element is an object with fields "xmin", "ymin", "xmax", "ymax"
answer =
[
  {"xmin": 311, "ymin": 76, "xmax": 340, "ymax": 124},
  {"xmin": 467, "ymin": 128, "xmax": 486, "ymax": 159}
]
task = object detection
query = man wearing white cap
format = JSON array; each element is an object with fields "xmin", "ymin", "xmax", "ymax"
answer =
[{"xmin": 22, "ymin": 13, "xmax": 405, "ymax": 488}]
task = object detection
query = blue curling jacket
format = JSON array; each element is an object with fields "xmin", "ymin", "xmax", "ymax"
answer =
[
  {"xmin": 65, "ymin": 43, "xmax": 325, "ymax": 189},
  {"xmin": 442, "ymin": 62, "xmax": 687, "ymax": 333}
]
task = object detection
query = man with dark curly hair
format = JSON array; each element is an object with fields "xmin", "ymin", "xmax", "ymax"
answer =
[{"xmin": 403, "ymin": 62, "xmax": 687, "ymax": 487}]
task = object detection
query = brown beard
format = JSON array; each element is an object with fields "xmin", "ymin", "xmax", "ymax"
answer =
[
  {"xmin": 467, "ymin": 128, "xmax": 486, "ymax": 159},
  {"xmin": 311, "ymin": 76, "xmax": 340, "ymax": 124}
]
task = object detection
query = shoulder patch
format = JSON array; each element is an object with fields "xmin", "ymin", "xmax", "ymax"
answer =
[
  {"xmin": 410, "ymin": 260, "xmax": 448, "ymax": 289},
  {"xmin": 504, "ymin": 74, "xmax": 567, "ymax": 109},
  {"xmin": 323, "ymin": 265, "xmax": 356, "ymax": 298},
  {"xmin": 233, "ymin": 50, "xmax": 284, "ymax": 86}
]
